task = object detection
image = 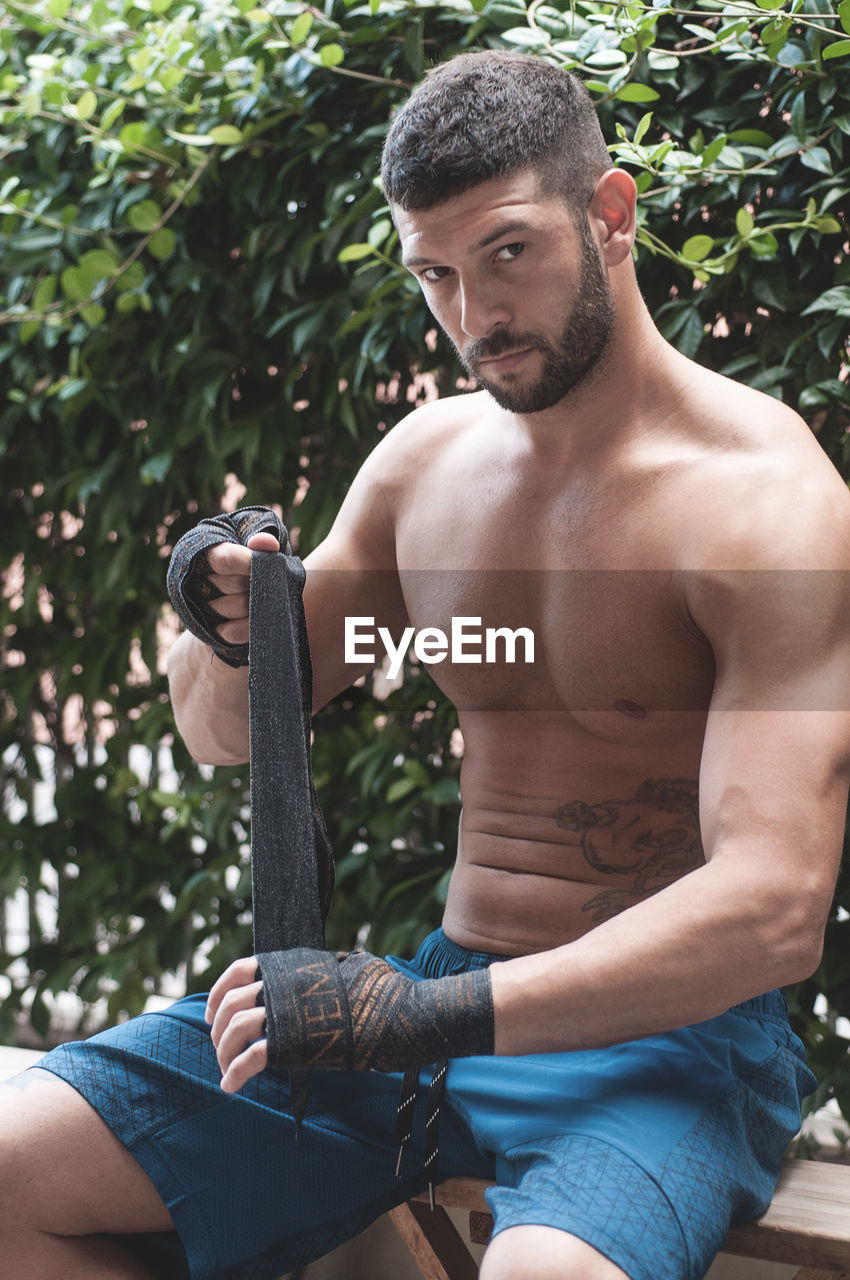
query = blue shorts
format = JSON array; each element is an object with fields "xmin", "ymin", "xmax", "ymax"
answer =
[{"xmin": 35, "ymin": 928, "xmax": 814, "ymax": 1280}]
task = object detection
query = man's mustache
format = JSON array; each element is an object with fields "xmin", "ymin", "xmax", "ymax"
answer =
[{"xmin": 463, "ymin": 329, "xmax": 546, "ymax": 365}]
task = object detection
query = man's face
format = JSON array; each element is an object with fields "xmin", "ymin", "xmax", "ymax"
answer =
[{"xmin": 396, "ymin": 171, "xmax": 615, "ymax": 415}]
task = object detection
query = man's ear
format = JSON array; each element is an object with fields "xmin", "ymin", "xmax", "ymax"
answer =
[{"xmin": 587, "ymin": 169, "xmax": 637, "ymax": 266}]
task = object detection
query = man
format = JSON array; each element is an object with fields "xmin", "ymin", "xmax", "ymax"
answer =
[{"xmin": 3, "ymin": 51, "xmax": 849, "ymax": 1280}]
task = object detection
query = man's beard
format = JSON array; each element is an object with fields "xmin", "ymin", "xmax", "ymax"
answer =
[{"xmin": 456, "ymin": 218, "xmax": 615, "ymax": 415}]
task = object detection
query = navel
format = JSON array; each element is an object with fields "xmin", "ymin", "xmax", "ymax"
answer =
[{"xmin": 613, "ymin": 699, "xmax": 648, "ymax": 719}]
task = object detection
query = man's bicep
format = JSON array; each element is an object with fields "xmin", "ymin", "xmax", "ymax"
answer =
[
  {"xmin": 693, "ymin": 568, "xmax": 850, "ymax": 911},
  {"xmin": 303, "ymin": 540, "xmax": 408, "ymax": 710}
]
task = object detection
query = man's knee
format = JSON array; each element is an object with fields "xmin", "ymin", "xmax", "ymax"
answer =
[{"xmin": 480, "ymin": 1224, "xmax": 630, "ymax": 1280}]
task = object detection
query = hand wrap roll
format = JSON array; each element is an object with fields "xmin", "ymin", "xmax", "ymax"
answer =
[
  {"xmin": 256, "ymin": 948, "xmax": 494, "ymax": 1072},
  {"xmin": 166, "ymin": 506, "xmax": 289, "ymax": 667}
]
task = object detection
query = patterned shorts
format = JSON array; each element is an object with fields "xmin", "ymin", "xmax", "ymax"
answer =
[{"xmin": 36, "ymin": 928, "xmax": 814, "ymax": 1280}]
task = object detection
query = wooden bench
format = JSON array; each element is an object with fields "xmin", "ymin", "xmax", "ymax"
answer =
[{"xmin": 390, "ymin": 1159, "xmax": 850, "ymax": 1280}]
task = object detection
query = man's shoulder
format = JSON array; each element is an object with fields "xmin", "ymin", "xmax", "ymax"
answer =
[
  {"xmin": 667, "ymin": 365, "xmax": 850, "ymax": 572},
  {"xmin": 369, "ymin": 391, "xmax": 489, "ymax": 468},
  {"xmin": 330, "ymin": 392, "xmax": 491, "ymax": 546}
]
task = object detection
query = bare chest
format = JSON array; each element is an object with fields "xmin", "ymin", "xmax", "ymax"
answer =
[{"xmin": 394, "ymin": 472, "xmax": 716, "ymax": 726}]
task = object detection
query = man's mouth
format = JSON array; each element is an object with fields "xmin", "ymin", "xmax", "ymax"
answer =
[{"xmin": 476, "ymin": 348, "xmax": 533, "ymax": 374}]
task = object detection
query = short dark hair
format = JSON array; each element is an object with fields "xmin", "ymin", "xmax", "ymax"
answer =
[{"xmin": 381, "ymin": 51, "xmax": 612, "ymax": 215}]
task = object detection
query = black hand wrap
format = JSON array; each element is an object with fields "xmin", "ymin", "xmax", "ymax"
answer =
[
  {"xmin": 166, "ymin": 506, "xmax": 290, "ymax": 667},
  {"xmin": 256, "ymin": 948, "xmax": 494, "ymax": 1072}
]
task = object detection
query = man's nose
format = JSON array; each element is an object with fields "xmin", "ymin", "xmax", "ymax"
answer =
[{"xmin": 458, "ymin": 279, "xmax": 511, "ymax": 339}]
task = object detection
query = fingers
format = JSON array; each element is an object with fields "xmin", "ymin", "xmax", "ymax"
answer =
[
  {"xmin": 206, "ymin": 956, "xmax": 259, "ymax": 1024},
  {"xmin": 246, "ymin": 532, "xmax": 280, "ymax": 553},
  {"xmin": 203, "ymin": 538, "xmax": 280, "ymax": 643},
  {"xmin": 205, "ymin": 958, "xmax": 268, "ymax": 1093},
  {"xmin": 205, "ymin": 537, "xmax": 279, "ymax": 576},
  {"xmin": 220, "ymin": 1034, "xmax": 269, "ymax": 1094},
  {"xmin": 217, "ymin": 1004, "xmax": 267, "ymax": 1093}
]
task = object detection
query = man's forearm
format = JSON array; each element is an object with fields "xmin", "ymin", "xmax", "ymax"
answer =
[
  {"xmin": 167, "ymin": 631, "xmax": 250, "ymax": 765},
  {"xmin": 489, "ymin": 857, "xmax": 825, "ymax": 1056}
]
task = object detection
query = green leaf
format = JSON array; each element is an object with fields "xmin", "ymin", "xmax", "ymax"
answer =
[
  {"xmin": 338, "ymin": 242, "xmax": 376, "ymax": 262},
  {"xmin": 148, "ymin": 228, "xmax": 176, "ymax": 259},
  {"xmin": 386, "ymin": 776, "xmax": 418, "ymax": 803},
  {"xmin": 729, "ymin": 128, "xmax": 773, "ymax": 147},
  {"xmin": 615, "ymin": 83, "xmax": 659, "ymax": 103},
  {"xmin": 166, "ymin": 129, "xmax": 217, "ymax": 146},
  {"xmin": 647, "ymin": 50, "xmax": 679, "ymax": 71},
  {"xmin": 60, "ymin": 266, "xmax": 90, "ymax": 302},
  {"xmin": 80, "ymin": 249, "xmax": 119, "ymax": 281},
  {"xmin": 75, "ymin": 90, "xmax": 98, "ymax": 122},
  {"xmin": 800, "ymin": 147, "xmax": 833, "ymax": 175},
  {"xmin": 749, "ymin": 231, "xmax": 778, "ymax": 256},
  {"xmin": 33, "ymin": 275, "xmax": 58, "ymax": 311},
  {"xmin": 762, "ymin": 16, "xmax": 790, "ymax": 52},
  {"xmin": 735, "ymin": 208, "xmax": 755, "ymax": 237},
  {"xmin": 128, "ymin": 200, "xmax": 162, "ymax": 232},
  {"xmin": 585, "ymin": 49, "xmax": 628, "ymax": 68},
  {"xmin": 115, "ymin": 261, "xmax": 146, "ymax": 292},
  {"xmin": 159, "ymin": 67, "xmax": 183, "ymax": 91},
  {"xmin": 208, "ymin": 125, "xmax": 244, "ymax": 145},
  {"xmin": 682, "ymin": 234, "xmax": 714, "ymax": 262},
  {"xmin": 289, "ymin": 11, "xmax": 313, "ymax": 44},
  {"xmin": 79, "ymin": 303, "xmax": 106, "ymax": 326},
  {"xmin": 101, "ymin": 99, "xmax": 125, "ymax": 130},
  {"xmin": 701, "ymin": 134, "xmax": 728, "ymax": 167},
  {"xmin": 319, "ymin": 43, "xmax": 345, "ymax": 67},
  {"xmin": 799, "ymin": 379, "xmax": 850, "ymax": 409},
  {"xmin": 823, "ymin": 38, "xmax": 850, "ymax": 61},
  {"xmin": 802, "ymin": 287, "xmax": 850, "ymax": 317},
  {"xmin": 633, "ymin": 112, "xmax": 652, "ymax": 145},
  {"xmin": 367, "ymin": 218, "xmax": 392, "ymax": 248},
  {"xmin": 119, "ymin": 122, "xmax": 149, "ymax": 154},
  {"xmin": 129, "ymin": 48, "xmax": 153, "ymax": 74}
]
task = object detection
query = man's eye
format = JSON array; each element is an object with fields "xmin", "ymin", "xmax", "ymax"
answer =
[
  {"xmin": 496, "ymin": 242, "xmax": 525, "ymax": 261},
  {"xmin": 421, "ymin": 265, "xmax": 451, "ymax": 282}
]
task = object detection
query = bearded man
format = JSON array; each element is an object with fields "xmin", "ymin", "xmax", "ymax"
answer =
[{"xmin": 4, "ymin": 51, "xmax": 849, "ymax": 1280}]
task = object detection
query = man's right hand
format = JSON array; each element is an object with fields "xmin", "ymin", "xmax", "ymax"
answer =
[
  {"xmin": 167, "ymin": 518, "xmax": 283, "ymax": 764},
  {"xmin": 203, "ymin": 532, "xmax": 280, "ymax": 648}
]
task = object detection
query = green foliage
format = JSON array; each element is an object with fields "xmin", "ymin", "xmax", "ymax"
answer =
[{"xmin": 1, "ymin": 0, "xmax": 848, "ymax": 1123}]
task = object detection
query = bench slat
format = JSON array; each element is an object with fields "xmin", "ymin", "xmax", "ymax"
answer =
[{"xmin": 724, "ymin": 1161, "xmax": 850, "ymax": 1271}]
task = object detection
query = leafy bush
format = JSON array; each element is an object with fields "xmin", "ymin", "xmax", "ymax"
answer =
[{"xmin": 1, "ymin": 0, "xmax": 848, "ymax": 1121}]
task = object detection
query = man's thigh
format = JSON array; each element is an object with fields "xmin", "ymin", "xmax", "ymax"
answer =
[
  {"xmin": 481, "ymin": 1225, "xmax": 629, "ymax": 1280},
  {"xmin": 0, "ymin": 1068, "xmax": 174, "ymax": 1237},
  {"xmin": 446, "ymin": 994, "xmax": 810, "ymax": 1280},
  {"xmin": 25, "ymin": 1000, "xmax": 491, "ymax": 1279}
]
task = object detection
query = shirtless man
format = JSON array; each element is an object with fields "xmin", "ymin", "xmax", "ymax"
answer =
[{"xmin": 3, "ymin": 51, "xmax": 849, "ymax": 1280}]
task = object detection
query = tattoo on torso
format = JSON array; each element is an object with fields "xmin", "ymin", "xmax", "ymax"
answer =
[{"xmin": 555, "ymin": 777, "xmax": 704, "ymax": 923}]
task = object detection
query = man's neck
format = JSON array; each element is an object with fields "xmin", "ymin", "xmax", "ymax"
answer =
[{"xmin": 499, "ymin": 297, "xmax": 676, "ymax": 465}]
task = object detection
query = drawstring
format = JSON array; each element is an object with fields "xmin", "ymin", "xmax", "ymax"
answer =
[
  {"xmin": 395, "ymin": 1065, "xmax": 419, "ymax": 1176},
  {"xmin": 395, "ymin": 1058, "xmax": 448, "ymax": 1208},
  {"xmin": 424, "ymin": 1060, "xmax": 447, "ymax": 1209}
]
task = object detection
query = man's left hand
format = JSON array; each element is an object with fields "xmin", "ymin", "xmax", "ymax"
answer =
[{"xmin": 206, "ymin": 958, "xmax": 268, "ymax": 1094}]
